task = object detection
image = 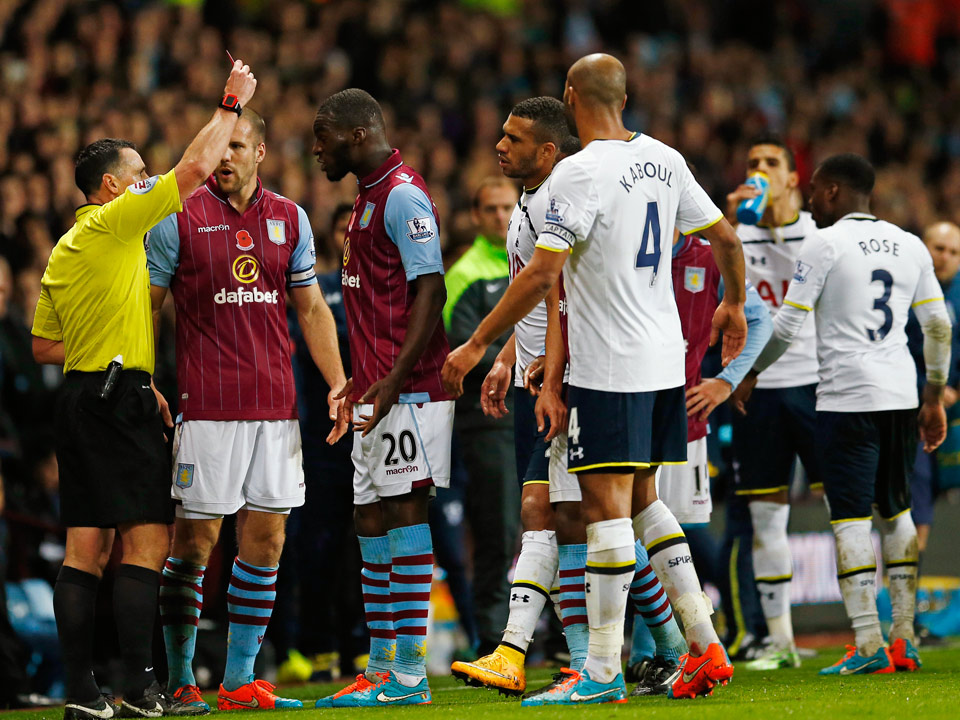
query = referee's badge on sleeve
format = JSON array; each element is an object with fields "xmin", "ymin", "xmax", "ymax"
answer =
[
  {"xmin": 176, "ymin": 463, "xmax": 195, "ymax": 489},
  {"xmin": 267, "ymin": 219, "xmax": 286, "ymax": 245},
  {"xmin": 684, "ymin": 266, "xmax": 705, "ymax": 293}
]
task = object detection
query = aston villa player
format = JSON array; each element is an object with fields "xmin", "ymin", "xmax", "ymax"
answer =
[{"xmin": 147, "ymin": 106, "xmax": 347, "ymax": 712}]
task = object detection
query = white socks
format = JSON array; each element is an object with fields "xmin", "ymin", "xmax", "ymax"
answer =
[
  {"xmin": 832, "ymin": 519, "xmax": 883, "ymax": 656},
  {"xmin": 502, "ymin": 530, "xmax": 558, "ymax": 651},
  {"xmin": 635, "ymin": 500, "xmax": 718, "ymax": 655},
  {"xmin": 749, "ymin": 501, "xmax": 795, "ymax": 647},
  {"xmin": 879, "ymin": 511, "xmax": 919, "ymax": 644},
  {"xmin": 582, "ymin": 518, "xmax": 634, "ymax": 683}
]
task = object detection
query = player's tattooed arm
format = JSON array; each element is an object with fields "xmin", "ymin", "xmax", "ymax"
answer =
[
  {"xmin": 443, "ymin": 246, "xmax": 567, "ymax": 396},
  {"xmin": 699, "ymin": 219, "xmax": 747, "ymax": 366},
  {"xmin": 356, "ymin": 272, "xmax": 447, "ymax": 437},
  {"xmin": 534, "ymin": 280, "xmax": 567, "ymax": 441}
]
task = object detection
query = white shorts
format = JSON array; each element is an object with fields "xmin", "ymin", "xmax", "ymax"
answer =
[
  {"xmin": 352, "ymin": 401, "xmax": 454, "ymax": 506},
  {"xmin": 549, "ymin": 433, "xmax": 581, "ymax": 503},
  {"xmin": 657, "ymin": 436, "xmax": 711, "ymax": 525},
  {"xmin": 172, "ymin": 419, "xmax": 304, "ymax": 517}
]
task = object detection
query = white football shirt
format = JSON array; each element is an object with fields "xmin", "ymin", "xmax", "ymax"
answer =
[
  {"xmin": 779, "ymin": 213, "xmax": 945, "ymax": 411},
  {"xmin": 738, "ymin": 212, "xmax": 820, "ymax": 388},
  {"xmin": 506, "ymin": 175, "xmax": 569, "ymax": 387},
  {"xmin": 536, "ymin": 133, "xmax": 723, "ymax": 392}
]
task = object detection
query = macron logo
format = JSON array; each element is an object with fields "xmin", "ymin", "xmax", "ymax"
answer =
[{"xmin": 198, "ymin": 224, "xmax": 230, "ymax": 233}]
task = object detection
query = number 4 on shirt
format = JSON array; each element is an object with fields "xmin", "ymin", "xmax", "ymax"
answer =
[{"xmin": 635, "ymin": 201, "xmax": 661, "ymax": 286}]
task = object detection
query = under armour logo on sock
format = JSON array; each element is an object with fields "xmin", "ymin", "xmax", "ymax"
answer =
[
  {"xmin": 585, "ymin": 581, "xmax": 591, "ymax": 594},
  {"xmin": 511, "ymin": 593, "xmax": 530, "ymax": 603}
]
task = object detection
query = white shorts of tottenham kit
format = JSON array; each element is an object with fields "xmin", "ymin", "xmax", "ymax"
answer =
[
  {"xmin": 352, "ymin": 400, "xmax": 454, "ymax": 506},
  {"xmin": 656, "ymin": 436, "xmax": 711, "ymax": 525},
  {"xmin": 172, "ymin": 419, "xmax": 304, "ymax": 518},
  {"xmin": 549, "ymin": 432, "xmax": 582, "ymax": 503}
]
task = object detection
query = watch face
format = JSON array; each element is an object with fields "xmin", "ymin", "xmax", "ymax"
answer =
[{"xmin": 223, "ymin": 95, "xmax": 237, "ymax": 107}]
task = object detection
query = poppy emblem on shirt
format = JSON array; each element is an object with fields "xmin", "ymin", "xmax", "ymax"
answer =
[
  {"xmin": 359, "ymin": 202, "xmax": 376, "ymax": 229},
  {"xmin": 684, "ymin": 266, "xmax": 705, "ymax": 293},
  {"xmin": 175, "ymin": 463, "xmax": 194, "ymax": 489},
  {"xmin": 236, "ymin": 229, "xmax": 254, "ymax": 251},
  {"xmin": 267, "ymin": 219, "xmax": 286, "ymax": 245}
]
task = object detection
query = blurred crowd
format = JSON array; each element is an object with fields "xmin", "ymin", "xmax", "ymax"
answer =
[{"xmin": 5, "ymin": 0, "xmax": 960, "ymax": 698}]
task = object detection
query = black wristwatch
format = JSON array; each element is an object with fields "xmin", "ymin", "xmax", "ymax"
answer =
[{"xmin": 219, "ymin": 94, "xmax": 242, "ymax": 116}]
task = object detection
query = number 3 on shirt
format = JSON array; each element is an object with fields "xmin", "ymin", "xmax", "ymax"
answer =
[
  {"xmin": 867, "ymin": 269, "xmax": 894, "ymax": 342},
  {"xmin": 635, "ymin": 201, "xmax": 661, "ymax": 286}
]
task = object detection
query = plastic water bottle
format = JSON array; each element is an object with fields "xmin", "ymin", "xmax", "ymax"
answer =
[{"xmin": 736, "ymin": 172, "xmax": 770, "ymax": 225}]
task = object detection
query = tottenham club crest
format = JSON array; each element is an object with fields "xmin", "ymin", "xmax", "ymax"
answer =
[
  {"xmin": 684, "ymin": 266, "xmax": 705, "ymax": 293},
  {"xmin": 267, "ymin": 219, "xmax": 286, "ymax": 245},
  {"xmin": 406, "ymin": 217, "xmax": 435, "ymax": 243}
]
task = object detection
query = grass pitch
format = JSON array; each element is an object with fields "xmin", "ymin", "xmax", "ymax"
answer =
[{"xmin": 14, "ymin": 645, "xmax": 959, "ymax": 720}]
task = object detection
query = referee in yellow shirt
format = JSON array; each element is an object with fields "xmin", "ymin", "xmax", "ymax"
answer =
[{"xmin": 32, "ymin": 61, "xmax": 257, "ymax": 720}]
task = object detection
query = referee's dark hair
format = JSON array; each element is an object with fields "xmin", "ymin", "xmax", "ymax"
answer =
[
  {"xmin": 75, "ymin": 138, "xmax": 137, "ymax": 197},
  {"xmin": 817, "ymin": 153, "xmax": 876, "ymax": 195},
  {"xmin": 510, "ymin": 96, "xmax": 570, "ymax": 147},
  {"xmin": 749, "ymin": 133, "xmax": 797, "ymax": 172},
  {"xmin": 315, "ymin": 88, "xmax": 384, "ymax": 132}
]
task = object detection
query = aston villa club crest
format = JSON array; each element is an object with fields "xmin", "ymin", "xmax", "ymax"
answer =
[
  {"xmin": 359, "ymin": 202, "xmax": 375, "ymax": 229},
  {"xmin": 175, "ymin": 463, "xmax": 195, "ymax": 489},
  {"xmin": 235, "ymin": 229, "xmax": 254, "ymax": 251},
  {"xmin": 267, "ymin": 219, "xmax": 286, "ymax": 245},
  {"xmin": 684, "ymin": 266, "xmax": 705, "ymax": 293}
]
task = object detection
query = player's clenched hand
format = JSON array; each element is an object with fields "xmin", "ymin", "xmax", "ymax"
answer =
[
  {"xmin": 326, "ymin": 387, "xmax": 348, "ymax": 444},
  {"xmin": 686, "ymin": 378, "xmax": 732, "ymax": 422},
  {"xmin": 730, "ymin": 371, "xmax": 758, "ymax": 415},
  {"xmin": 442, "ymin": 339, "xmax": 486, "ymax": 398},
  {"xmin": 536, "ymin": 386, "xmax": 567, "ymax": 442},
  {"xmin": 710, "ymin": 300, "xmax": 747, "ymax": 367},
  {"xmin": 481, "ymin": 360, "xmax": 512, "ymax": 418},
  {"xmin": 919, "ymin": 400, "xmax": 947, "ymax": 453},
  {"xmin": 223, "ymin": 59, "xmax": 257, "ymax": 107},
  {"xmin": 356, "ymin": 374, "xmax": 402, "ymax": 437},
  {"xmin": 523, "ymin": 356, "xmax": 546, "ymax": 397}
]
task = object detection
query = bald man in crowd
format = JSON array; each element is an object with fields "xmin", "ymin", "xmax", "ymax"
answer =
[{"xmin": 907, "ymin": 221, "xmax": 960, "ymax": 554}]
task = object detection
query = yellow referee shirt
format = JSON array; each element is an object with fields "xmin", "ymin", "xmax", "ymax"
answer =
[{"xmin": 32, "ymin": 169, "xmax": 182, "ymax": 374}]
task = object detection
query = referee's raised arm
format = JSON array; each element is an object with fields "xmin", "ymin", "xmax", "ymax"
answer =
[
  {"xmin": 172, "ymin": 59, "xmax": 257, "ymax": 201},
  {"xmin": 28, "ymin": 60, "xmax": 258, "ymax": 720}
]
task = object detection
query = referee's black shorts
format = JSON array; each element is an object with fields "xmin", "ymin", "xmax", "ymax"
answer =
[{"xmin": 55, "ymin": 370, "xmax": 173, "ymax": 528}]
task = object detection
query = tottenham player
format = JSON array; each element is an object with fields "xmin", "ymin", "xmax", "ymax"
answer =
[
  {"xmin": 624, "ymin": 228, "xmax": 772, "ymax": 696},
  {"xmin": 726, "ymin": 136, "xmax": 823, "ymax": 670},
  {"xmin": 312, "ymin": 89, "xmax": 453, "ymax": 708},
  {"xmin": 745, "ymin": 153, "xmax": 950, "ymax": 675},
  {"xmin": 450, "ymin": 97, "xmax": 591, "ymax": 698},
  {"xmin": 147, "ymin": 107, "xmax": 347, "ymax": 711},
  {"xmin": 442, "ymin": 54, "xmax": 747, "ymax": 703}
]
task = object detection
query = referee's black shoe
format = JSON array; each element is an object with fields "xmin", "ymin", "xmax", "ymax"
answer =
[
  {"xmin": 64, "ymin": 694, "xmax": 118, "ymax": 720},
  {"xmin": 118, "ymin": 682, "xmax": 208, "ymax": 717}
]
